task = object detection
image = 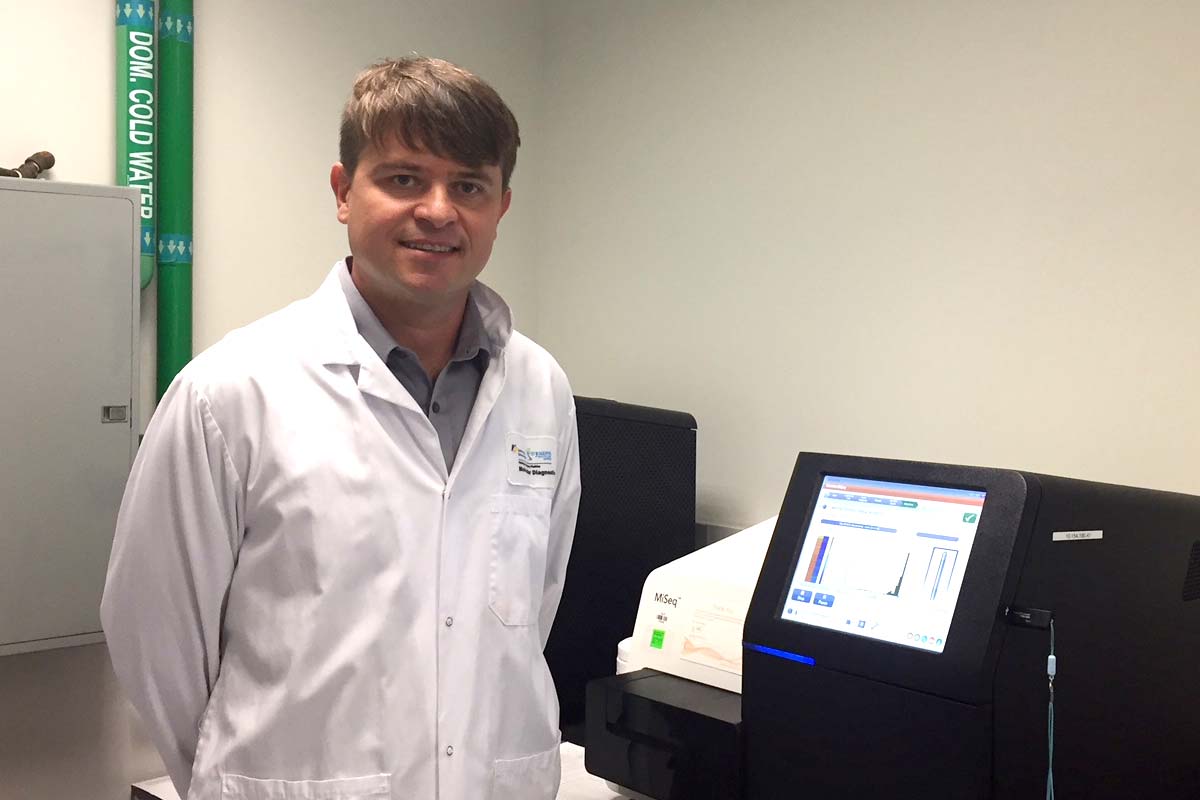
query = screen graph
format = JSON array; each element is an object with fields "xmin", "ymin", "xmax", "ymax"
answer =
[{"xmin": 780, "ymin": 476, "xmax": 986, "ymax": 653}]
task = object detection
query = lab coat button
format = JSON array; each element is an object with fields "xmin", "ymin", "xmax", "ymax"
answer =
[
  {"xmin": 445, "ymin": 616, "xmax": 454, "ymax": 627},
  {"xmin": 446, "ymin": 745, "xmax": 454, "ymax": 756}
]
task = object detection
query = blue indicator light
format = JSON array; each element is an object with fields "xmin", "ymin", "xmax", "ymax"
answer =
[{"xmin": 744, "ymin": 642, "xmax": 816, "ymax": 666}]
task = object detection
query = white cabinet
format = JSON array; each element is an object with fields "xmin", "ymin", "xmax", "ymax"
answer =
[{"xmin": 0, "ymin": 179, "xmax": 140, "ymax": 655}]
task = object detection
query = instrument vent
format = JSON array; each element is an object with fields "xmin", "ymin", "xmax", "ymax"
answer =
[{"xmin": 1183, "ymin": 541, "xmax": 1200, "ymax": 602}]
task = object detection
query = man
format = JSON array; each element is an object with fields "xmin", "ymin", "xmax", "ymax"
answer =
[{"xmin": 101, "ymin": 57, "xmax": 580, "ymax": 800}]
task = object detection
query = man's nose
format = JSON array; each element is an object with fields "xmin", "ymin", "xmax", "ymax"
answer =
[{"xmin": 414, "ymin": 185, "xmax": 458, "ymax": 227}]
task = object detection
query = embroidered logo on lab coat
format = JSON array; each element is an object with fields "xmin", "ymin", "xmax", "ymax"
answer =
[{"xmin": 507, "ymin": 433, "xmax": 557, "ymax": 488}]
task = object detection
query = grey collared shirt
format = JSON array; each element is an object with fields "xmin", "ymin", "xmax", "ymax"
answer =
[{"xmin": 338, "ymin": 261, "xmax": 491, "ymax": 471}]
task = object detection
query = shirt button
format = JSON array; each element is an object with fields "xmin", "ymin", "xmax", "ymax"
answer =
[
  {"xmin": 431, "ymin": 401, "xmax": 441, "ymax": 413},
  {"xmin": 445, "ymin": 616, "xmax": 454, "ymax": 627},
  {"xmin": 446, "ymin": 745, "xmax": 454, "ymax": 756}
]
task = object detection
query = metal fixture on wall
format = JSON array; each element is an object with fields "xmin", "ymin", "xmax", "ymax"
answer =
[{"xmin": 1, "ymin": 151, "xmax": 55, "ymax": 179}]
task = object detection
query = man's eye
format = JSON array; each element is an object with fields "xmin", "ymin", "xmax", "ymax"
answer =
[
  {"xmin": 391, "ymin": 175, "xmax": 416, "ymax": 187},
  {"xmin": 457, "ymin": 182, "xmax": 483, "ymax": 195}
]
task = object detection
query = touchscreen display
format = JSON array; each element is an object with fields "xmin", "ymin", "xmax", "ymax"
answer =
[{"xmin": 779, "ymin": 475, "xmax": 986, "ymax": 653}]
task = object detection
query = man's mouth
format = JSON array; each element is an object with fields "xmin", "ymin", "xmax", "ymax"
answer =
[{"xmin": 401, "ymin": 241, "xmax": 460, "ymax": 254}]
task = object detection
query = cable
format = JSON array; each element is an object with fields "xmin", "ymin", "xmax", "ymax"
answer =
[{"xmin": 1046, "ymin": 617, "xmax": 1056, "ymax": 800}]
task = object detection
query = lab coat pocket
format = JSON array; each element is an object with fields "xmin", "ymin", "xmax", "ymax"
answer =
[
  {"xmin": 220, "ymin": 772, "xmax": 390, "ymax": 800},
  {"xmin": 491, "ymin": 740, "xmax": 562, "ymax": 800},
  {"xmin": 488, "ymin": 492, "xmax": 552, "ymax": 627}
]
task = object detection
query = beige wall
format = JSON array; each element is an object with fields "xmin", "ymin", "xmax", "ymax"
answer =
[
  {"xmin": 7, "ymin": 1, "xmax": 1200, "ymax": 796},
  {"xmin": 1, "ymin": 2, "xmax": 543, "ymax": 798},
  {"xmin": 537, "ymin": 1, "xmax": 1200, "ymax": 527},
  {"xmin": 4, "ymin": 0, "xmax": 545, "ymax": 426},
  {"xmin": 189, "ymin": 0, "xmax": 546, "ymax": 360}
]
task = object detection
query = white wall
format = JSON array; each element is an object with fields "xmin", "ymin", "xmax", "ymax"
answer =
[
  {"xmin": 4, "ymin": 0, "xmax": 545, "ymax": 419},
  {"xmin": 538, "ymin": 1, "xmax": 1200, "ymax": 528},
  {"xmin": 1, "ymin": 2, "xmax": 544, "ymax": 797},
  {"xmin": 191, "ymin": 0, "xmax": 547, "ymax": 355},
  {"xmin": 7, "ymin": 0, "xmax": 1200, "ymax": 795}
]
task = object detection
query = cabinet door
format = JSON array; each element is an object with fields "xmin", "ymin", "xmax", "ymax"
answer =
[{"xmin": 0, "ymin": 183, "xmax": 138, "ymax": 652}]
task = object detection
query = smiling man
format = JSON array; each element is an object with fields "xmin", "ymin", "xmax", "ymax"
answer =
[{"xmin": 102, "ymin": 58, "xmax": 581, "ymax": 800}]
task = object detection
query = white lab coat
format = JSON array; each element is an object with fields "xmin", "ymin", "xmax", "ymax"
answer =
[{"xmin": 101, "ymin": 263, "xmax": 581, "ymax": 800}]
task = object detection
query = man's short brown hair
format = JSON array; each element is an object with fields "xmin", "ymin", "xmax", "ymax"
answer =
[{"xmin": 339, "ymin": 57, "xmax": 521, "ymax": 189}]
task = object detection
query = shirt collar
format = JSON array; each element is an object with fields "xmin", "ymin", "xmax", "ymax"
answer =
[
  {"xmin": 336, "ymin": 258, "xmax": 499, "ymax": 367},
  {"xmin": 452, "ymin": 293, "xmax": 490, "ymax": 365}
]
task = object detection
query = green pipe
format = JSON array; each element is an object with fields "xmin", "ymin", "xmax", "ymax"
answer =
[
  {"xmin": 157, "ymin": 0, "xmax": 194, "ymax": 399},
  {"xmin": 116, "ymin": 0, "xmax": 157, "ymax": 290}
]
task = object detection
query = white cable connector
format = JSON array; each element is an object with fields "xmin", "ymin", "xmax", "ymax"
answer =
[{"xmin": 1047, "ymin": 654, "xmax": 1057, "ymax": 679}]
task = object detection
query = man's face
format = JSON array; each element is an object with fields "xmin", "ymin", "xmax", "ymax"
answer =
[{"xmin": 331, "ymin": 136, "xmax": 511, "ymax": 312}]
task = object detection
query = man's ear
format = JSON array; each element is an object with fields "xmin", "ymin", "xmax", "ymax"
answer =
[
  {"xmin": 331, "ymin": 163, "xmax": 352, "ymax": 224},
  {"xmin": 499, "ymin": 188, "xmax": 512, "ymax": 221}
]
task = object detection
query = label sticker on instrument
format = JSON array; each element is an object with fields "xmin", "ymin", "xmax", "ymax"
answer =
[{"xmin": 1052, "ymin": 530, "xmax": 1103, "ymax": 542}]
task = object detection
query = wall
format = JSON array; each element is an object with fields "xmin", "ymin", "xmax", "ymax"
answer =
[
  {"xmin": 190, "ymin": 0, "xmax": 546, "ymax": 359},
  {"xmin": 538, "ymin": 1, "xmax": 1200, "ymax": 527},
  {"xmin": 0, "ymin": 2, "xmax": 544, "ymax": 798},
  {"xmin": 3, "ymin": 0, "xmax": 545, "ymax": 425},
  {"xmin": 7, "ymin": 0, "xmax": 1200, "ymax": 796}
]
